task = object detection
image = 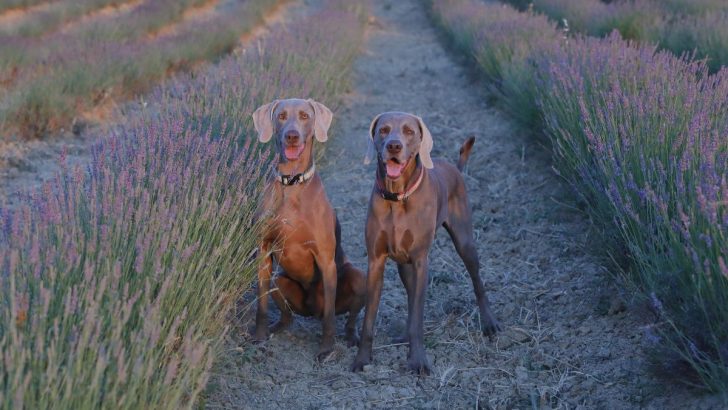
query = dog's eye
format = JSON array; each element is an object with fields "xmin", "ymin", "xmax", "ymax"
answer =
[
  {"xmin": 404, "ymin": 128, "xmax": 414, "ymax": 135},
  {"xmin": 278, "ymin": 113, "xmax": 286, "ymax": 120},
  {"xmin": 300, "ymin": 112, "xmax": 309, "ymax": 120},
  {"xmin": 379, "ymin": 127, "xmax": 390, "ymax": 136}
]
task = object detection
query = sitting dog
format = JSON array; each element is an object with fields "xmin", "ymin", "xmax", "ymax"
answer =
[
  {"xmin": 351, "ymin": 112, "xmax": 501, "ymax": 375},
  {"xmin": 252, "ymin": 98, "xmax": 366, "ymax": 359}
]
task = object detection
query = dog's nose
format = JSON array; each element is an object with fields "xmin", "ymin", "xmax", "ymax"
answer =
[
  {"xmin": 285, "ymin": 130, "xmax": 300, "ymax": 144},
  {"xmin": 386, "ymin": 140, "xmax": 402, "ymax": 154}
]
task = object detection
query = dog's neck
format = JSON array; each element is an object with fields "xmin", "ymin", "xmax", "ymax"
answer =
[
  {"xmin": 277, "ymin": 140, "xmax": 315, "ymax": 179},
  {"xmin": 378, "ymin": 155, "xmax": 421, "ymax": 194}
]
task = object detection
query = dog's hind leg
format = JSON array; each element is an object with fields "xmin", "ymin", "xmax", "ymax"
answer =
[
  {"xmin": 336, "ymin": 262, "xmax": 366, "ymax": 347},
  {"xmin": 443, "ymin": 199, "xmax": 501, "ymax": 336}
]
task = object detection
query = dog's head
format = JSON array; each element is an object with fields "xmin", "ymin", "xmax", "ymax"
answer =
[
  {"xmin": 253, "ymin": 98, "xmax": 333, "ymax": 163},
  {"xmin": 364, "ymin": 112, "xmax": 433, "ymax": 179}
]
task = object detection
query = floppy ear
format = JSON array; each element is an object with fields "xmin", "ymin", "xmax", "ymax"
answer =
[
  {"xmin": 364, "ymin": 113, "xmax": 382, "ymax": 165},
  {"xmin": 307, "ymin": 99, "xmax": 333, "ymax": 142},
  {"xmin": 415, "ymin": 115, "xmax": 434, "ymax": 169},
  {"xmin": 252, "ymin": 100, "xmax": 279, "ymax": 143}
]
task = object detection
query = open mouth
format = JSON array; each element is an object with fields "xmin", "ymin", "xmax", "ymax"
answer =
[
  {"xmin": 284, "ymin": 144, "xmax": 305, "ymax": 160},
  {"xmin": 385, "ymin": 157, "xmax": 409, "ymax": 179}
]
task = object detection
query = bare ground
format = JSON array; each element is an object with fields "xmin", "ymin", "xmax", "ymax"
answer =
[{"xmin": 208, "ymin": 1, "xmax": 723, "ymax": 409}]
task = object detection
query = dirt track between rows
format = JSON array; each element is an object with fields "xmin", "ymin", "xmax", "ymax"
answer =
[{"xmin": 206, "ymin": 1, "xmax": 715, "ymax": 408}]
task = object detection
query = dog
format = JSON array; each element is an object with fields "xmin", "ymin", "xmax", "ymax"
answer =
[
  {"xmin": 351, "ymin": 111, "xmax": 500, "ymax": 375},
  {"xmin": 252, "ymin": 98, "xmax": 366, "ymax": 360}
]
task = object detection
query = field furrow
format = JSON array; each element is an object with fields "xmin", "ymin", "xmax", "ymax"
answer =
[
  {"xmin": 0, "ymin": 0, "xmax": 51, "ymax": 28},
  {"xmin": 55, "ymin": 0, "xmax": 143, "ymax": 35},
  {"xmin": 145, "ymin": 0, "xmax": 220, "ymax": 40},
  {"xmin": 0, "ymin": 0, "xmax": 50, "ymax": 13},
  {"xmin": 238, "ymin": 0, "xmax": 290, "ymax": 44}
]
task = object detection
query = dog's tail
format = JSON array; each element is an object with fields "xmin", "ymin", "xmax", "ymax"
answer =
[{"xmin": 457, "ymin": 136, "xmax": 476, "ymax": 171}]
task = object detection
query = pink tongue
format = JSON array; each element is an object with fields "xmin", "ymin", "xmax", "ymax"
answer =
[
  {"xmin": 386, "ymin": 162, "xmax": 405, "ymax": 178},
  {"xmin": 284, "ymin": 146, "xmax": 303, "ymax": 160}
]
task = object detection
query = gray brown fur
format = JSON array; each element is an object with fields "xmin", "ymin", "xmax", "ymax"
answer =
[
  {"xmin": 252, "ymin": 98, "xmax": 366, "ymax": 360},
  {"xmin": 352, "ymin": 112, "xmax": 500, "ymax": 375}
]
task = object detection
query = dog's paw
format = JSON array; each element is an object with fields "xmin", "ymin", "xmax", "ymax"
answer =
[
  {"xmin": 407, "ymin": 356, "xmax": 431, "ymax": 376},
  {"xmin": 316, "ymin": 342, "xmax": 335, "ymax": 362},
  {"xmin": 351, "ymin": 355, "xmax": 371, "ymax": 372},
  {"xmin": 252, "ymin": 327, "xmax": 269, "ymax": 343},
  {"xmin": 481, "ymin": 317, "xmax": 502, "ymax": 336}
]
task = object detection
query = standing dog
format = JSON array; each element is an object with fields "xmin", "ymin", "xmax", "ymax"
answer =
[
  {"xmin": 252, "ymin": 98, "xmax": 366, "ymax": 360},
  {"xmin": 351, "ymin": 112, "xmax": 501, "ymax": 375}
]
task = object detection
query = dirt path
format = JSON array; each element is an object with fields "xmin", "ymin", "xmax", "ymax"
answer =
[{"xmin": 209, "ymin": 1, "xmax": 712, "ymax": 408}]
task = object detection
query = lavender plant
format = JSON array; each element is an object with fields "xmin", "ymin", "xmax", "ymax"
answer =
[
  {"xmin": 531, "ymin": 0, "xmax": 609, "ymax": 35},
  {"xmin": 0, "ymin": 1, "xmax": 367, "ymax": 407},
  {"xmin": 659, "ymin": 11, "xmax": 728, "ymax": 73},
  {"xmin": 537, "ymin": 34, "xmax": 728, "ymax": 390},
  {"xmin": 430, "ymin": 0, "xmax": 728, "ymax": 392},
  {"xmin": 1, "ymin": 118, "xmax": 267, "ymax": 409},
  {"xmin": 528, "ymin": 0, "xmax": 664, "ymax": 40},
  {"xmin": 657, "ymin": 0, "xmax": 728, "ymax": 16}
]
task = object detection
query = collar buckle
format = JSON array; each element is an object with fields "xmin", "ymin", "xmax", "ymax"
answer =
[{"xmin": 380, "ymin": 190, "xmax": 400, "ymax": 201}]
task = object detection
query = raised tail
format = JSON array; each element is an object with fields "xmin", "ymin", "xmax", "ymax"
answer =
[{"xmin": 457, "ymin": 135, "xmax": 476, "ymax": 171}]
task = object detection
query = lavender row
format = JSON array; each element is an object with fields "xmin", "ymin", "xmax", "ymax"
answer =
[{"xmin": 431, "ymin": 0, "xmax": 728, "ymax": 392}]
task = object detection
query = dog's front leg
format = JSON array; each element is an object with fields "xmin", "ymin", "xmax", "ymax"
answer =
[
  {"xmin": 407, "ymin": 254, "xmax": 431, "ymax": 375},
  {"xmin": 254, "ymin": 241, "xmax": 273, "ymax": 342},
  {"xmin": 316, "ymin": 257, "xmax": 338, "ymax": 361},
  {"xmin": 351, "ymin": 252, "xmax": 387, "ymax": 372},
  {"xmin": 392, "ymin": 263, "xmax": 416, "ymax": 344}
]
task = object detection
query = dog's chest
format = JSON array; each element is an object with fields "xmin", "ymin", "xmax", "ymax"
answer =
[
  {"xmin": 265, "ymin": 209, "xmax": 318, "ymax": 279},
  {"xmin": 383, "ymin": 208, "xmax": 418, "ymax": 264}
]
